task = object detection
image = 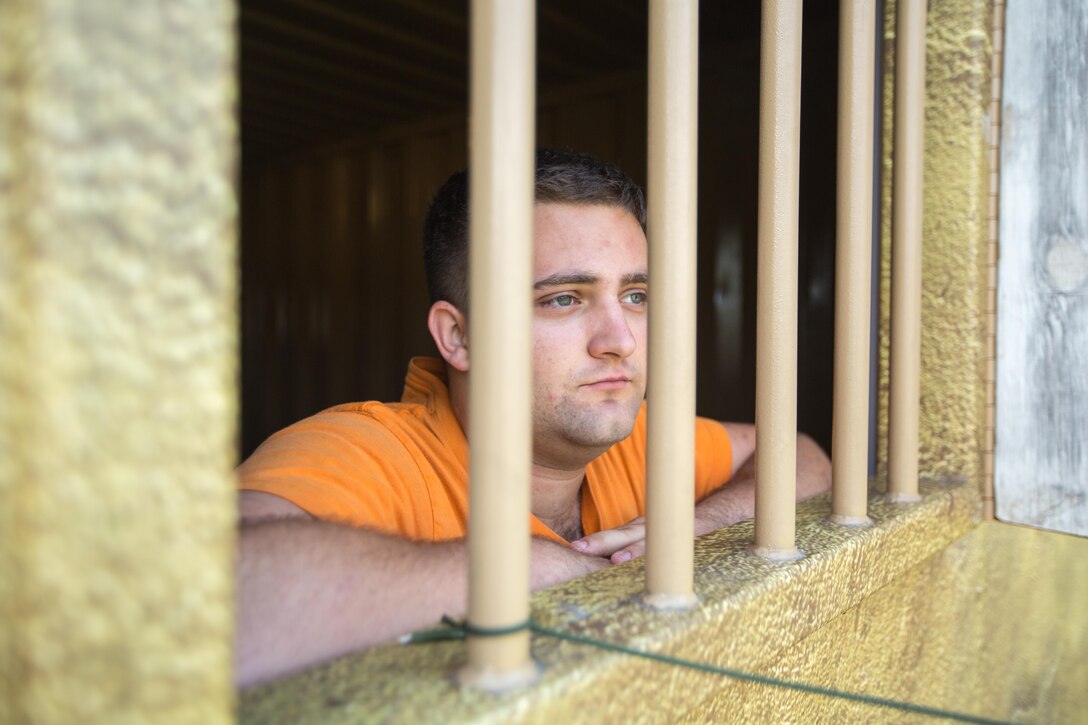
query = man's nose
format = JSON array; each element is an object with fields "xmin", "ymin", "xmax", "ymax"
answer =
[{"xmin": 587, "ymin": 302, "xmax": 637, "ymax": 359}]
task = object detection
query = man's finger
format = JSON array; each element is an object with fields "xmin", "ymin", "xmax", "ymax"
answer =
[
  {"xmin": 570, "ymin": 520, "xmax": 645, "ymax": 557},
  {"xmin": 610, "ymin": 540, "xmax": 646, "ymax": 564}
]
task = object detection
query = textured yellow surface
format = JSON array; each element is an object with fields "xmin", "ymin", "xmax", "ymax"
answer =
[
  {"xmin": 239, "ymin": 481, "xmax": 983, "ymax": 723},
  {"xmin": 0, "ymin": 1, "xmax": 237, "ymax": 722},
  {"xmin": 877, "ymin": 0, "xmax": 994, "ymax": 482},
  {"xmin": 683, "ymin": 521, "xmax": 1088, "ymax": 724}
]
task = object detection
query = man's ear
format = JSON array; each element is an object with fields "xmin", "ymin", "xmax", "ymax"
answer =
[{"xmin": 427, "ymin": 301, "xmax": 469, "ymax": 372}]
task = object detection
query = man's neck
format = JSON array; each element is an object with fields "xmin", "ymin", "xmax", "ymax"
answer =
[
  {"xmin": 531, "ymin": 462, "xmax": 586, "ymax": 541},
  {"xmin": 447, "ymin": 368, "xmax": 589, "ymax": 540}
]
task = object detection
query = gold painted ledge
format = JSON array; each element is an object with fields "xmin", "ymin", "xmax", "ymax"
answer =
[
  {"xmin": 687, "ymin": 520, "xmax": 1088, "ymax": 724},
  {"xmin": 240, "ymin": 482, "xmax": 1086, "ymax": 723}
]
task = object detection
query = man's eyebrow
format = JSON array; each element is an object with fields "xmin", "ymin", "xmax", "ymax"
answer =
[
  {"xmin": 532, "ymin": 271, "xmax": 648, "ymax": 289},
  {"xmin": 533, "ymin": 272, "xmax": 598, "ymax": 289}
]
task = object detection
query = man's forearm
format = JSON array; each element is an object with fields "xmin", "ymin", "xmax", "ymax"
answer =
[
  {"xmin": 795, "ymin": 432, "xmax": 833, "ymax": 500},
  {"xmin": 236, "ymin": 518, "xmax": 608, "ymax": 688},
  {"xmin": 693, "ymin": 476, "xmax": 757, "ymax": 535},
  {"xmin": 694, "ymin": 433, "xmax": 831, "ymax": 534},
  {"xmin": 237, "ymin": 519, "xmax": 469, "ymax": 688}
]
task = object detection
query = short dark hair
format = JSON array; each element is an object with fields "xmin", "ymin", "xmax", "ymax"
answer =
[{"xmin": 422, "ymin": 148, "xmax": 647, "ymax": 311}]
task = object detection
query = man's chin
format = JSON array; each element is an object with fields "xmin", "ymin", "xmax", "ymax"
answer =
[
  {"xmin": 534, "ymin": 393, "xmax": 643, "ymax": 452},
  {"xmin": 578, "ymin": 405, "xmax": 640, "ymax": 446}
]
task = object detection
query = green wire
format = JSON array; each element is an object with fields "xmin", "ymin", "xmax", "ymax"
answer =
[
  {"xmin": 399, "ymin": 615, "xmax": 531, "ymax": 643},
  {"xmin": 404, "ymin": 618, "xmax": 1018, "ymax": 725}
]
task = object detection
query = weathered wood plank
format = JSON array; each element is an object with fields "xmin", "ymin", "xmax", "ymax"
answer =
[{"xmin": 995, "ymin": 0, "xmax": 1088, "ymax": 536}]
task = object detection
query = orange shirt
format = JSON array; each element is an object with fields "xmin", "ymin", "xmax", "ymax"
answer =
[{"xmin": 238, "ymin": 357, "xmax": 734, "ymax": 543}]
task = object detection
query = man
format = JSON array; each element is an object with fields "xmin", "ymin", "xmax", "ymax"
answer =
[{"xmin": 236, "ymin": 149, "xmax": 831, "ymax": 687}]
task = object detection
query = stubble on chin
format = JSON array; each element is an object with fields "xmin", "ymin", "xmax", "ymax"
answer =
[{"xmin": 536, "ymin": 392, "xmax": 642, "ymax": 450}]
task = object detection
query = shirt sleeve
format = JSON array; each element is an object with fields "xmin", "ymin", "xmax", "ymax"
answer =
[
  {"xmin": 693, "ymin": 416, "xmax": 734, "ymax": 501},
  {"xmin": 236, "ymin": 409, "xmax": 435, "ymax": 539}
]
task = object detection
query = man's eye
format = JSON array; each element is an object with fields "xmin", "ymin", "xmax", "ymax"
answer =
[
  {"xmin": 623, "ymin": 291, "xmax": 647, "ymax": 305},
  {"xmin": 545, "ymin": 294, "xmax": 577, "ymax": 308}
]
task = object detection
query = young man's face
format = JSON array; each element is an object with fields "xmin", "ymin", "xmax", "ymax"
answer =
[{"xmin": 530, "ymin": 202, "xmax": 648, "ymax": 467}]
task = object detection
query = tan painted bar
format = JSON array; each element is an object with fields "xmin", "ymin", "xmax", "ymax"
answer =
[
  {"xmin": 753, "ymin": 0, "xmax": 805, "ymax": 560},
  {"xmin": 830, "ymin": 0, "xmax": 877, "ymax": 526},
  {"xmin": 459, "ymin": 0, "xmax": 538, "ymax": 689},
  {"xmin": 645, "ymin": 0, "xmax": 700, "ymax": 609},
  {"xmin": 888, "ymin": 0, "xmax": 926, "ymax": 503}
]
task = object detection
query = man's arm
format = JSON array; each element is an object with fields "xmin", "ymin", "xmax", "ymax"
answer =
[
  {"xmin": 689, "ymin": 424, "xmax": 831, "ymax": 534},
  {"xmin": 571, "ymin": 423, "xmax": 832, "ymax": 563},
  {"xmin": 236, "ymin": 491, "xmax": 608, "ymax": 688}
]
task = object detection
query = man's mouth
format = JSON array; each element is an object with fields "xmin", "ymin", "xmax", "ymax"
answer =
[{"xmin": 581, "ymin": 376, "xmax": 632, "ymax": 391}]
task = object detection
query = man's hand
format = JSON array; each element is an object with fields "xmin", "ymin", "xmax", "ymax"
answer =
[
  {"xmin": 568, "ymin": 428, "xmax": 832, "ymax": 565},
  {"xmin": 570, "ymin": 516, "xmax": 647, "ymax": 564},
  {"xmin": 567, "ymin": 507, "xmax": 738, "ymax": 564},
  {"xmin": 531, "ymin": 537, "xmax": 612, "ymax": 587}
]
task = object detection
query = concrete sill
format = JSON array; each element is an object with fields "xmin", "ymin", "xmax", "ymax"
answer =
[{"xmin": 240, "ymin": 480, "xmax": 980, "ymax": 723}]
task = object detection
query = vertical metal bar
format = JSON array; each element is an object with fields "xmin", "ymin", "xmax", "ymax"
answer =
[
  {"xmin": 459, "ymin": 0, "xmax": 537, "ymax": 690},
  {"xmin": 868, "ymin": 0, "xmax": 885, "ymax": 478},
  {"xmin": 831, "ymin": 0, "xmax": 877, "ymax": 526},
  {"xmin": 753, "ymin": 0, "xmax": 804, "ymax": 560},
  {"xmin": 645, "ymin": 0, "xmax": 700, "ymax": 609},
  {"xmin": 888, "ymin": 0, "xmax": 926, "ymax": 503}
]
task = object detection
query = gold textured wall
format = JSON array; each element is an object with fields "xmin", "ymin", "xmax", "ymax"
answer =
[
  {"xmin": 1, "ymin": 1, "xmax": 1060, "ymax": 722},
  {"xmin": 682, "ymin": 521, "xmax": 1088, "ymax": 724},
  {"xmin": 877, "ymin": 0, "xmax": 995, "ymax": 483},
  {"xmin": 0, "ymin": 1, "xmax": 237, "ymax": 722}
]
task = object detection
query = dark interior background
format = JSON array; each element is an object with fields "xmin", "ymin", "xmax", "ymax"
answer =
[{"xmin": 239, "ymin": 0, "xmax": 845, "ymax": 460}]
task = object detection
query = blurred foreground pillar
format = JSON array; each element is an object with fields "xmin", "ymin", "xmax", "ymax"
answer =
[{"xmin": 0, "ymin": 1, "xmax": 237, "ymax": 721}]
